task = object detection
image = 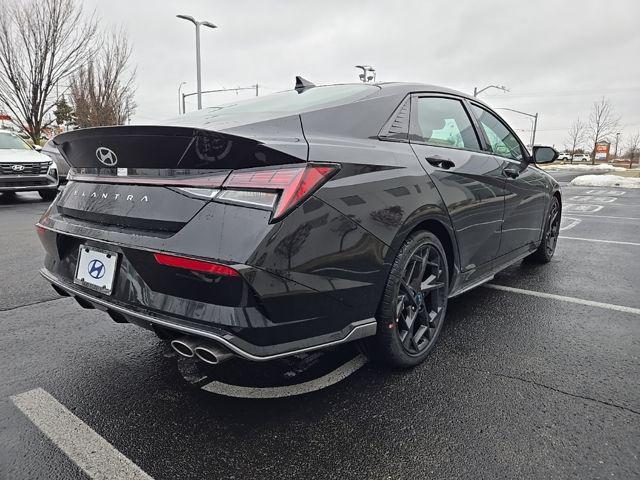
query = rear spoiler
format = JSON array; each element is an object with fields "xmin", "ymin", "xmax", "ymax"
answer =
[{"xmin": 52, "ymin": 120, "xmax": 308, "ymax": 171}]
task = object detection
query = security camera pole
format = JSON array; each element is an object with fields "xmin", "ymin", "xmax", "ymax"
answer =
[
  {"xmin": 355, "ymin": 65, "xmax": 376, "ymax": 83},
  {"xmin": 176, "ymin": 15, "xmax": 217, "ymax": 110}
]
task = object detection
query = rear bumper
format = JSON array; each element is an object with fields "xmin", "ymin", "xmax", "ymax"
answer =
[{"xmin": 41, "ymin": 268, "xmax": 376, "ymax": 361}]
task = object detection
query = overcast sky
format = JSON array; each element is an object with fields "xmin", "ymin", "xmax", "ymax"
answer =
[{"xmin": 84, "ymin": 0, "xmax": 640, "ymax": 150}]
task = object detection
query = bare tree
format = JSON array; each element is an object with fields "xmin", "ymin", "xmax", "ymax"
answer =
[
  {"xmin": 0, "ymin": 0, "xmax": 97, "ymax": 142},
  {"xmin": 626, "ymin": 131, "xmax": 640, "ymax": 169},
  {"xmin": 565, "ymin": 118, "xmax": 587, "ymax": 163},
  {"xmin": 586, "ymin": 97, "xmax": 620, "ymax": 164},
  {"xmin": 70, "ymin": 29, "xmax": 136, "ymax": 128}
]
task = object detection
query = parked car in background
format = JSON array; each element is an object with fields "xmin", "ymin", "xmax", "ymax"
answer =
[
  {"xmin": 556, "ymin": 152, "xmax": 571, "ymax": 161},
  {"xmin": 572, "ymin": 153, "xmax": 590, "ymax": 162},
  {"xmin": 41, "ymin": 139, "xmax": 70, "ymax": 183},
  {"xmin": 0, "ymin": 130, "xmax": 59, "ymax": 200},
  {"xmin": 38, "ymin": 81, "xmax": 561, "ymax": 369}
]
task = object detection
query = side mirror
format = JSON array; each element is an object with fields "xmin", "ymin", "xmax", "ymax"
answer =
[
  {"xmin": 532, "ymin": 146, "xmax": 557, "ymax": 164},
  {"xmin": 33, "ymin": 145, "xmax": 42, "ymax": 152}
]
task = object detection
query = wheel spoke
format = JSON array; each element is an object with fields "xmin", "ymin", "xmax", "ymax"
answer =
[
  {"xmin": 420, "ymin": 273, "xmax": 445, "ymax": 292},
  {"xmin": 400, "ymin": 280, "xmax": 418, "ymax": 307},
  {"xmin": 413, "ymin": 325, "xmax": 428, "ymax": 346},
  {"xmin": 402, "ymin": 307, "xmax": 418, "ymax": 332},
  {"xmin": 415, "ymin": 246, "xmax": 430, "ymax": 286}
]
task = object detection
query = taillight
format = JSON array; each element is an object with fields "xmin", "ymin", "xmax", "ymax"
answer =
[
  {"xmin": 154, "ymin": 253, "xmax": 240, "ymax": 277},
  {"xmin": 222, "ymin": 163, "xmax": 338, "ymax": 220}
]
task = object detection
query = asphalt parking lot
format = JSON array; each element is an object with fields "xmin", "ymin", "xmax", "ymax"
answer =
[{"xmin": 1, "ymin": 170, "xmax": 639, "ymax": 479}]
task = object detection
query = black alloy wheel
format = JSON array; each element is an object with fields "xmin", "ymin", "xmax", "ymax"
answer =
[
  {"xmin": 545, "ymin": 199, "xmax": 561, "ymax": 257},
  {"xmin": 368, "ymin": 231, "xmax": 449, "ymax": 367},
  {"xmin": 527, "ymin": 196, "xmax": 561, "ymax": 264}
]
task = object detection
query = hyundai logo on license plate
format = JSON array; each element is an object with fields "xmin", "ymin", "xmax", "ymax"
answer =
[{"xmin": 87, "ymin": 259, "xmax": 106, "ymax": 279}]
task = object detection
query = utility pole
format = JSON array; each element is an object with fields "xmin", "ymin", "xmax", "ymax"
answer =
[
  {"xmin": 474, "ymin": 85, "xmax": 509, "ymax": 97},
  {"xmin": 177, "ymin": 15, "xmax": 217, "ymax": 110},
  {"xmin": 614, "ymin": 132, "xmax": 621, "ymax": 159}
]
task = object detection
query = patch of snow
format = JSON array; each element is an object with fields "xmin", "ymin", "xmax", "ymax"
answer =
[
  {"xmin": 543, "ymin": 164, "xmax": 626, "ymax": 172},
  {"xmin": 570, "ymin": 174, "xmax": 640, "ymax": 189}
]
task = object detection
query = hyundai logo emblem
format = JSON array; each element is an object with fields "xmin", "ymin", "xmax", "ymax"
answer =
[
  {"xmin": 96, "ymin": 147, "xmax": 118, "ymax": 167},
  {"xmin": 11, "ymin": 164, "xmax": 25, "ymax": 171},
  {"xmin": 87, "ymin": 259, "xmax": 106, "ymax": 279}
]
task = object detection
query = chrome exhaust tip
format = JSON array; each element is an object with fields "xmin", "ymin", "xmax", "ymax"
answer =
[
  {"xmin": 194, "ymin": 343, "xmax": 234, "ymax": 365},
  {"xmin": 170, "ymin": 338, "xmax": 196, "ymax": 358}
]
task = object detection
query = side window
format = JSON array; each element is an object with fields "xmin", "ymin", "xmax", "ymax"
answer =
[
  {"xmin": 415, "ymin": 97, "xmax": 479, "ymax": 150},
  {"xmin": 471, "ymin": 105, "xmax": 525, "ymax": 161}
]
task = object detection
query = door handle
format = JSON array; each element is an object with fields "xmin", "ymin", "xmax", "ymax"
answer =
[
  {"xmin": 503, "ymin": 166, "xmax": 520, "ymax": 179},
  {"xmin": 425, "ymin": 157, "xmax": 455, "ymax": 169}
]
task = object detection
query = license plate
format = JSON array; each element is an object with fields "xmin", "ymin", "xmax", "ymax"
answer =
[{"xmin": 74, "ymin": 245, "xmax": 118, "ymax": 295}]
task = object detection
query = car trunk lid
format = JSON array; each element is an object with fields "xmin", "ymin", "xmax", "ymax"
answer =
[{"xmin": 52, "ymin": 120, "xmax": 308, "ymax": 232}]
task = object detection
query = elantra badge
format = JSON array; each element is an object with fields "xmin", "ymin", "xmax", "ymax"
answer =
[{"xmin": 96, "ymin": 147, "xmax": 118, "ymax": 167}]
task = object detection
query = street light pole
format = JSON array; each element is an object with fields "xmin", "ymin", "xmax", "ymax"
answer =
[
  {"xmin": 177, "ymin": 15, "xmax": 217, "ymax": 110},
  {"xmin": 474, "ymin": 85, "xmax": 509, "ymax": 97},
  {"xmin": 177, "ymin": 82, "xmax": 186, "ymax": 114},
  {"xmin": 614, "ymin": 132, "xmax": 621, "ymax": 158},
  {"xmin": 496, "ymin": 107, "xmax": 539, "ymax": 152},
  {"xmin": 531, "ymin": 112, "xmax": 538, "ymax": 150}
]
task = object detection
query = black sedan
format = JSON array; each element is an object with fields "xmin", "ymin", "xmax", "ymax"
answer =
[{"xmin": 37, "ymin": 80, "xmax": 561, "ymax": 368}]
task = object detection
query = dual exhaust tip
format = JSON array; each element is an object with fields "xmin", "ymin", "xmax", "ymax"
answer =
[{"xmin": 170, "ymin": 337, "xmax": 234, "ymax": 365}]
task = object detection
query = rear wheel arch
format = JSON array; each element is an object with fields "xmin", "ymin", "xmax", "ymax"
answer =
[{"xmin": 386, "ymin": 211, "xmax": 459, "ymax": 289}]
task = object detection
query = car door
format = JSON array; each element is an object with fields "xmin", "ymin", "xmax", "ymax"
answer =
[
  {"xmin": 409, "ymin": 94, "xmax": 506, "ymax": 281},
  {"xmin": 468, "ymin": 103, "xmax": 548, "ymax": 256}
]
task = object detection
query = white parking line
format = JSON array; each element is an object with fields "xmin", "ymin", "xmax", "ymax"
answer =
[
  {"xmin": 559, "ymin": 217, "xmax": 581, "ymax": 232},
  {"xmin": 10, "ymin": 388, "xmax": 152, "ymax": 480},
  {"xmin": 569, "ymin": 195, "xmax": 618, "ymax": 203},
  {"xmin": 201, "ymin": 354, "xmax": 368, "ymax": 398},
  {"xmin": 484, "ymin": 284, "xmax": 640, "ymax": 316},
  {"xmin": 563, "ymin": 203, "xmax": 604, "ymax": 213},
  {"xmin": 569, "ymin": 214, "xmax": 640, "ymax": 221},
  {"xmin": 584, "ymin": 189, "xmax": 626, "ymax": 196},
  {"xmin": 560, "ymin": 236, "xmax": 640, "ymax": 246}
]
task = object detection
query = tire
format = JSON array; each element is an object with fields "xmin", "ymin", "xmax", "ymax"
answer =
[
  {"xmin": 527, "ymin": 196, "xmax": 561, "ymax": 264},
  {"xmin": 365, "ymin": 231, "xmax": 449, "ymax": 368},
  {"xmin": 38, "ymin": 189, "xmax": 58, "ymax": 201}
]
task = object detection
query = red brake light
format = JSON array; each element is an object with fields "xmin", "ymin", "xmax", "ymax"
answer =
[
  {"xmin": 153, "ymin": 253, "xmax": 240, "ymax": 277},
  {"xmin": 223, "ymin": 164, "xmax": 338, "ymax": 220}
]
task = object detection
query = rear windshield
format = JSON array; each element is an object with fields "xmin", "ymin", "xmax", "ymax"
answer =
[
  {"xmin": 0, "ymin": 133, "xmax": 31, "ymax": 150},
  {"xmin": 179, "ymin": 84, "xmax": 379, "ymax": 120}
]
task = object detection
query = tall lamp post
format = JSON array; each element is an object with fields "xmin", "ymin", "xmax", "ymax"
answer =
[
  {"xmin": 474, "ymin": 85, "xmax": 509, "ymax": 97},
  {"xmin": 496, "ymin": 107, "xmax": 539, "ymax": 152},
  {"xmin": 177, "ymin": 82, "xmax": 186, "ymax": 114},
  {"xmin": 176, "ymin": 14, "xmax": 217, "ymax": 110}
]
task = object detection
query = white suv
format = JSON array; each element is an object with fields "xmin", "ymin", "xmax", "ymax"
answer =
[
  {"xmin": 0, "ymin": 131, "xmax": 59, "ymax": 200},
  {"xmin": 572, "ymin": 153, "xmax": 590, "ymax": 163}
]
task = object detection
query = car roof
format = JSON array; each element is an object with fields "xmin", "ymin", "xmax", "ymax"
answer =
[{"xmin": 348, "ymin": 81, "xmax": 492, "ymax": 109}]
